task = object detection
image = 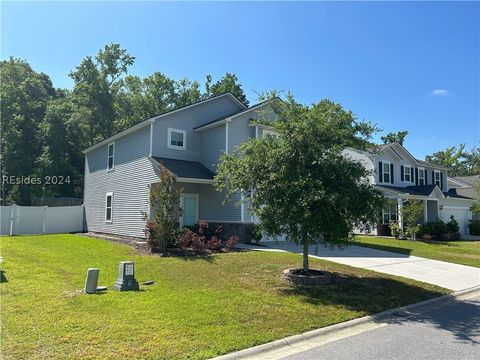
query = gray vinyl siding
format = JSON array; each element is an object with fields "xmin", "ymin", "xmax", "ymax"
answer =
[
  {"xmin": 152, "ymin": 96, "xmax": 242, "ymax": 161},
  {"xmin": 84, "ymin": 126, "xmax": 158, "ymax": 238},
  {"xmin": 200, "ymin": 124, "xmax": 226, "ymax": 172},
  {"xmin": 228, "ymin": 112, "xmax": 255, "ymax": 154},
  {"xmin": 176, "ymin": 182, "xmax": 241, "ymax": 222},
  {"xmin": 199, "ymin": 185, "xmax": 240, "ymax": 222}
]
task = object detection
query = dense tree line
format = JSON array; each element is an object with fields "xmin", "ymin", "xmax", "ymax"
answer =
[{"xmin": 0, "ymin": 44, "xmax": 248, "ymax": 205}]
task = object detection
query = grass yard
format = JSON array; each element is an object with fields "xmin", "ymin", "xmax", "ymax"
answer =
[
  {"xmin": 1, "ymin": 234, "xmax": 448, "ymax": 360},
  {"xmin": 355, "ymin": 236, "xmax": 480, "ymax": 268}
]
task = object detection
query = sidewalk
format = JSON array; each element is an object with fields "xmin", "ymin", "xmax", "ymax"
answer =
[{"xmin": 237, "ymin": 242, "xmax": 480, "ymax": 291}]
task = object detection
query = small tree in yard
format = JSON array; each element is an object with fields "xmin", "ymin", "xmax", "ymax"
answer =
[
  {"xmin": 215, "ymin": 93, "xmax": 385, "ymax": 272},
  {"xmin": 145, "ymin": 166, "xmax": 181, "ymax": 252},
  {"xmin": 402, "ymin": 200, "xmax": 424, "ymax": 241}
]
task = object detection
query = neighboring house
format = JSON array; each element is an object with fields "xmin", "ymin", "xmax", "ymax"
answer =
[
  {"xmin": 83, "ymin": 93, "xmax": 273, "ymax": 239},
  {"xmin": 448, "ymin": 175, "xmax": 479, "ymax": 220},
  {"xmin": 345, "ymin": 143, "xmax": 474, "ymax": 235}
]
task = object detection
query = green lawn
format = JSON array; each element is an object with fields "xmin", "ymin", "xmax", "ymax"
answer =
[
  {"xmin": 355, "ymin": 236, "xmax": 480, "ymax": 268},
  {"xmin": 1, "ymin": 234, "xmax": 448, "ymax": 360}
]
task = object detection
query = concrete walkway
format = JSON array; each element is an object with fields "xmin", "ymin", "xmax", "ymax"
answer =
[{"xmin": 237, "ymin": 242, "xmax": 480, "ymax": 291}]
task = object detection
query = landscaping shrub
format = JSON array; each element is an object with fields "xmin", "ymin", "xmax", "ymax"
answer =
[
  {"xmin": 469, "ymin": 219, "xmax": 480, "ymax": 235},
  {"xmin": 249, "ymin": 224, "xmax": 263, "ymax": 243},
  {"xmin": 418, "ymin": 217, "xmax": 460, "ymax": 241},
  {"xmin": 225, "ymin": 236, "xmax": 239, "ymax": 250},
  {"xmin": 389, "ymin": 222, "xmax": 404, "ymax": 239},
  {"xmin": 175, "ymin": 220, "xmax": 239, "ymax": 253}
]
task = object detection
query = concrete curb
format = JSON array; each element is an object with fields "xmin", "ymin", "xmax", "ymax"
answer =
[{"xmin": 212, "ymin": 285, "xmax": 480, "ymax": 360}]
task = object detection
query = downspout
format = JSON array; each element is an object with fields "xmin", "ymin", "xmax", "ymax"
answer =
[
  {"xmin": 149, "ymin": 120, "xmax": 154, "ymax": 157},
  {"xmin": 225, "ymin": 120, "xmax": 230, "ymax": 154}
]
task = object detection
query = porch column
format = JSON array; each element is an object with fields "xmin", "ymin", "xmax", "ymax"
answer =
[
  {"xmin": 424, "ymin": 200, "xmax": 428, "ymax": 223},
  {"xmin": 397, "ymin": 197, "xmax": 403, "ymax": 229}
]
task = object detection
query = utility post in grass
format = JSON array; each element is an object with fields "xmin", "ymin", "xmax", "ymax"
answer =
[{"xmin": 215, "ymin": 93, "xmax": 384, "ymax": 272}]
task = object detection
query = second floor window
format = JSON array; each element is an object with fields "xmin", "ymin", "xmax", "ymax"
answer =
[
  {"xmin": 168, "ymin": 128, "xmax": 186, "ymax": 150},
  {"xmin": 383, "ymin": 162, "xmax": 391, "ymax": 183},
  {"xmin": 418, "ymin": 168, "xmax": 425, "ymax": 185},
  {"xmin": 404, "ymin": 166, "xmax": 412, "ymax": 182},
  {"xmin": 107, "ymin": 142, "xmax": 115, "ymax": 171},
  {"xmin": 434, "ymin": 171, "xmax": 441, "ymax": 186}
]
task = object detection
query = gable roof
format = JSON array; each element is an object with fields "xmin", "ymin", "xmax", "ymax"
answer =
[
  {"xmin": 447, "ymin": 175, "xmax": 479, "ymax": 200},
  {"xmin": 193, "ymin": 101, "xmax": 269, "ymax": 131},
  {"xmin": 372, "ymin": 142, "xmax": 448, "ymax": 170},
  {"xmin": 82, "ymin": 92, "xmax": 247, "ymax": 154},
  {"xmin": 376, "ymin": 184, "xmax": 473, "ymax": 200},
  {"xmin": 150, "ymin": 157, "xmax": 215, "ymax": 180}
]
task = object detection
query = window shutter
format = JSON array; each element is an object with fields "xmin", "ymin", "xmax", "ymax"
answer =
[
  {"xmin": 378, "ymin": 161, "xmax": 383, "ymax": 183},
  {"xmin": 415, "ymin": 168, "xmax": 419, "ymax": 185},
  {"xmin": 390, "ymin": 163, "xmax": 394, "ymax": 184},
  {"xmin": 401, "ymin": 166, "xmax": 404, "ymax": 181},
  {"xmin": 432, "ymin": 171, "xmax": 435, "ymax": 185},
  {"xmin": 440, "ymin": 173, "xmax": 444, "ymax": 189}
]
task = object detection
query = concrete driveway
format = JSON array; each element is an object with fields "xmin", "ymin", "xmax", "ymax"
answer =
[{"xmin": 238, "ymin": 242, "xmax": 480, "ymax": 291}]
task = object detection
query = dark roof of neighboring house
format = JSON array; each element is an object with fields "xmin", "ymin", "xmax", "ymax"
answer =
[
  {"xmin": 150, "ymin": 157, "xmax": 215, "ymax": 180},
  {"xmin": 193, "ymin": 100, "xmax": 268, "ymax": 130},
  {"xmin": 376, "ymin": 184, "xmax": 438, "ymax": 196},
  {"xmin": 448, "ymin": 175, "xmax": 480, "ymax": 200},
  {"xmin": 376, "ymin": 184, "xmax": 473, "ymax": 199}
]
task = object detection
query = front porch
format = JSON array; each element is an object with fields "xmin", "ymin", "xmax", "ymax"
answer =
[
  {"xmin": 376, "ymin": 184, "xmax": 445, "ymax": 236},
  {"xmin": 149, "ymin": 156, "xmax": 254, "ymax": 240}
]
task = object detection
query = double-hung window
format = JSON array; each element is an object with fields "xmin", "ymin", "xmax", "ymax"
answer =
[
  {"xmin": 107, "ymin": 142, "xmax": 115, "ymax": 171},
  {"xmin": 434, "ymin": 171, "xmax": 441, "ymax": 186},
  {"xmin": 382, "ymin": 201, "xmax": 398, "ymax": 224},
  {"xmin": 418, "ymin": 168, "xmax": 425, "ymax": 185},
  {"xmin": 105, "ymin": 192, "xmax": 113, "ymax": 223},
  {"xmin": 168, "ymin": 128, "xmax": 186, "ymax": 150},
  {"xmin": 404, "ymin": 166, "xmax": 412, "ymax": 182},
  {"xmin": 383, "ymin": 162, "xmax": 391, "ymax": 183}
]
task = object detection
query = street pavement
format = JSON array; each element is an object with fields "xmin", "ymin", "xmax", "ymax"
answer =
[{"xmin": 282, "ymin": 293, "xmax": 480, "ymax": 360}]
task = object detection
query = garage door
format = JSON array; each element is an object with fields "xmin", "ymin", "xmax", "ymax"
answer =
[{"xmin": 441, "ymin": 207, "xmax": 470, "ymax": 235}]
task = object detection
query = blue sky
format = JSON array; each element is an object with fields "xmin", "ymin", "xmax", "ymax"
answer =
[{"xmin": 2, "ymin": 1, "xmax": 479, "ymax": 159}]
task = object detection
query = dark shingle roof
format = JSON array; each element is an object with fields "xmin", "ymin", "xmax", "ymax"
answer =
[
  {"xmin": 448, "ymin": 175, "xmax": 479, "ymax": 200},
  {"xmin": 376, "ymin": 184, "xmax": 438, "ymax": 196},
  {"xmin": 150, "ymin": 157, "xmax": 215, "ymax": 180},
  {"xmin": 375, "ymin": 184, "xmax": 474, "ymax": 199},
  {"xmin": 194, "ymin": 101, "xmax": 268, "ymax": 130}
]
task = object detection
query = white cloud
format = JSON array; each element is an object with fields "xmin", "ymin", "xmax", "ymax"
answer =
[{"xmin": 430, "ymin": 89, "xmax": 449, "ymax": 96}]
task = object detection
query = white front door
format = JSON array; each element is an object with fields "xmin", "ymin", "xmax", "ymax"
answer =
[{"xmin": 180, "ymin": 194, "xmax": 199, "ymax": 226}]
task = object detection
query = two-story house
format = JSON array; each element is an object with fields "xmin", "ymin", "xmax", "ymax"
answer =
[
  {"xmin": 83, "ymin": 93, "xmax": 273, "ymax": 239},
  {"xmin": 345, "ymin": 143, "xmax": 474, "ymax": 235},
  {"xmin": 83, "ymin": 94, "xmax": 474, "ymax": 240}
]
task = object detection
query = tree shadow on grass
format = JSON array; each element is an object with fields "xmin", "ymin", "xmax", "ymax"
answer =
[
  {"xmin": 0, "ymin": 270, "xmax": 8, "ymax": 283},
  {"xmin": 279, "ymin": 273, "xmax": 479, "ymax": 344}
]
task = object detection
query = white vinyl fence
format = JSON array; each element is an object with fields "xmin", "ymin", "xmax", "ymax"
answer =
[{"xmin": 0, "ymin": 205, "xmax": 85, "ymax": 235}]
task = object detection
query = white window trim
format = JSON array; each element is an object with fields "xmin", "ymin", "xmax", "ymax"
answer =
[
  {"xmin": 404, "ymin": 165, "xmax": 413, "ymax": 183},
  {"xmin": 167, "ymin": 128, "xmax": 186, "ymax": 151},
  {"xmin": 105, "ymin": 192, "xmax": 113, "ymax": 223},
  {"xmin": 382, "ymin": 160, "xmax": 391, "ymax": 183},
  {"xmin": 434, "ymin": 170, "xmax": 441, "ymax": 186},
  {"xmin": 107, "ymin": 142, "xmax": 115, "ymax": 172},
  {"xmin": 179, "ymin": 193, "xmax": 199, "ymax": 227},
  {"xmin": 418, "ymin": 167, "xmax": 425, "ymax": 185},
  {"xmin": 382, "ymin": 201, "xmax": 398, "ymax": 224}
]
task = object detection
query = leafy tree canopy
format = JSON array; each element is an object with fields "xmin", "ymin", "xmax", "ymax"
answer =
[
  {"xmin": 381, "ymin": 130, "xmax": 409, "ymax": 145},
  {"xmin": 215, "ymin": 93, "xmax": 384, "ymax": 271}
]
